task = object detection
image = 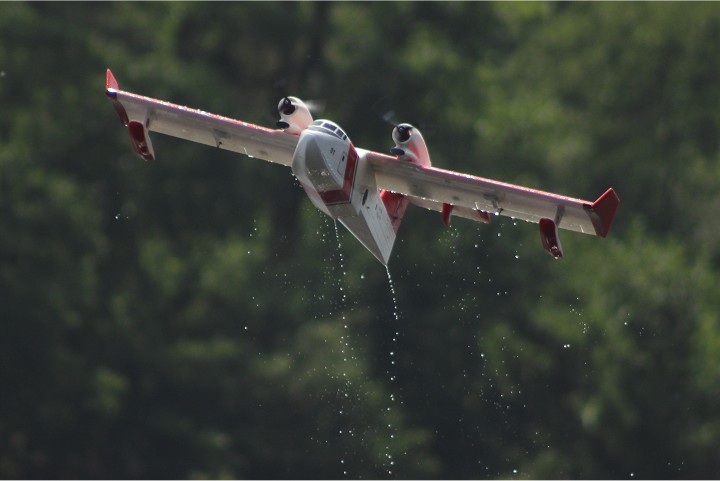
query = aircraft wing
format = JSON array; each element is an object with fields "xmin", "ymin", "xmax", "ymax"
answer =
[
  {"xmin": 105, "ymin": 69, "xmax": 298, "ymax": 165},
  {"xmin": 364, "ymin": 150, "xmax": 619, "ymax": 239}
]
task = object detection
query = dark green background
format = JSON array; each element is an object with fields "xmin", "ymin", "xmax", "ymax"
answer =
[{"xmin": 2, "ymin": 2, "xmax": 719, "ymax": 478}]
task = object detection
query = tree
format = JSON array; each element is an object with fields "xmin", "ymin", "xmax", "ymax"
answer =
[{"xmin": 2, "ymin": 2, "xmax": 720, "ymax": 479}]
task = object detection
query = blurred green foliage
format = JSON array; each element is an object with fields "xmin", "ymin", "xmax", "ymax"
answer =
[{"xmin": 1, "ymin": 2, "xmax": 720, "ymax": 478}]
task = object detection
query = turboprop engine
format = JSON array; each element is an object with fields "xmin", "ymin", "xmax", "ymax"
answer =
[
  {"xmin": 390, "ymin": 123, "xmax": 431, "ymax": 167},
  {"xmin": 276, "ymin": 96, "xmax": 314, "ymax": 135}
]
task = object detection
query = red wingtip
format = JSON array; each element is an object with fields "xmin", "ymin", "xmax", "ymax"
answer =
[
  {"xmin": 105, "ymin": 69, "xmax": 129, "ymax": 126},
  {"xmin": 588, "ymin": 188, "xmax": 620, "ymax": 237},
  {"xmin": 106, "ymin": 69, "xmax": 119, "ymax": 92}
]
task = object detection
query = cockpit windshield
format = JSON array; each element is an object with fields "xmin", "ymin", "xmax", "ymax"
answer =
[{"xmin": 308, "ymin": 120, "xmax": 349, "ymax": 142}]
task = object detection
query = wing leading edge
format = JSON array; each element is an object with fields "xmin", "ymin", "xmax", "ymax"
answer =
[
  {"xmin": 105, "ymin": 68, "xmax": 618, "ymax": 260},
  {"xmin": 105, "ymin": 69, "xmax": 298, "ymax": 165},
  {"xmin": 364, "ymin": 150, "xmax": 619, "ymax": 241}
]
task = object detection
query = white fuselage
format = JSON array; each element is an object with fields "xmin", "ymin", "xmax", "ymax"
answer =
[{"xmin": 290, "ymin": 120, "xmax": 398, "ymax": 265}]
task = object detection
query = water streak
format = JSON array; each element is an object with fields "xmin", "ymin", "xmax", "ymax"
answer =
[
  {"xmin": 383, "ymin": 266, "xmax": 401, "ymax": 476},
  {"xmin": 333, "ymin": 221, "xmax": 353, "ymax": 477}
]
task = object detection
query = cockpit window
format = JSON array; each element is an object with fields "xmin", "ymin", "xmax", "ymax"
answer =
[{"xmin": 309, "ymin": 120, "xmax": 349, "ymax": 142}]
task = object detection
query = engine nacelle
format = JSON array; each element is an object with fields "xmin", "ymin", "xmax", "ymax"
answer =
[
  {"xmin": 390, "ymin": 123, "xmax": 431, "ymax": 166},
  {"xmin": 277, "ymin": 97, "xmax": 314, "ymax": 135}
]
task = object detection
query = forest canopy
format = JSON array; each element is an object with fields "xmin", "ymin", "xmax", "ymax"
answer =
[{"xmin": 1, "ymin": 2, "xmax": 720, "ymax": 478}]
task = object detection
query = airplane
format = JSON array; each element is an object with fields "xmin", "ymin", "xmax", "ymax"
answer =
[{"xmin": 105, "ymin": 69, "xmax": 619, "ymax": 265}]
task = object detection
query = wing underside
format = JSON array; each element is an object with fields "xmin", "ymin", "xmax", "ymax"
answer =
[
  {"xmin": 364, "ymin": 150, "xmax": 619, "ymax": 238},
  {"xmin": 105, "ymin": 69, "xmax": 298, "ymax": 166},
  {"xmin": 105, "ymin": 68, "xmax": 618, "ymax": 259}
]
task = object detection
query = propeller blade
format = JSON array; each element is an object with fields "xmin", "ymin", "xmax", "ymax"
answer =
[{"xmin": 304, "ymin": 99, "xmax": 326, "ymax": 117}]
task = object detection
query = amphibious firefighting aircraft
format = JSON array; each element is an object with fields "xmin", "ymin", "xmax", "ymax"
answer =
[{"xmin": 105, "ymin": 69, "xmax": 619, "ymax": 265}]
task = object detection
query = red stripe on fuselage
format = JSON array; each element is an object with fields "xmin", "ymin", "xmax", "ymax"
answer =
[{"xmin": 319, "ymin": 145, "xmax": 359, "ymax": 205}]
